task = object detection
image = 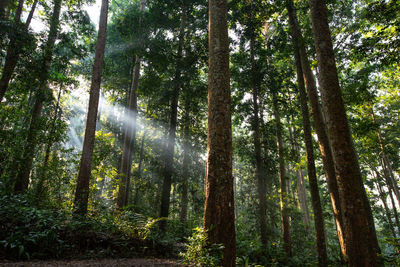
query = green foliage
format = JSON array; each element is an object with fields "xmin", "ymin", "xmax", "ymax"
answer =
[{"xmin": 180, "ymin": 227, "xmax": 223, "ymax": 267}]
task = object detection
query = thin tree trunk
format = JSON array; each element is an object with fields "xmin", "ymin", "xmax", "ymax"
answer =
[
  {"xmin": 371, "ymin": 107, "xmax": 400, "ymax": 205},
  {"xmin": 374, "ymin": 177, "xmax": 400, "ymax": 254},
  {"xmin": 272, "ymin": 92, "xmax": 291, "ymax": 257},
  {"xmin": 308, "ymin": 0, "xmax": 380, "ymax": 265},
  {"xmin": 180, "ymin": 96, "xmax": 190, "ymax": 223},
  {"xmin": 286, "ymin": 0, "xmax": 347, "ymax": 258},
  {"xmin": 159, "ymin": 6, "xmax": 186, "ymax": 231},
  {"xmin": 14, "ymin": 0, "xmax": 62, "ymax": 193},
  {"xmin": 35, "ymin": 82, "xmax": 63, "ymax": 203},
  {"xmin": 73, "ymin": 0, "xmax": 108, "ymax": 216},
  {"xmin": 288, "ymin": 125, "xmax": 311, "ymax": 226},
  {"xmin": 388, "ymin": 186, "xmax": 400, "ymax": 231},
  {"xmin": 293, "ymin": 56, "xmax": 327, "ymax": 266},
  {"xmin": 117, "ymin": 0, "xmax": 146, "ymax": 209},
  {"xmin": 133, "ymin": 128, "xmax": 146, "ymax": 207},
  {"xmin": 203, "ymin": 0, "xmax": 236, "ymax": 265},
  {"xmin": 0, "ymin": 0, "xmax": 38, "ymax": 103},
  {"xmin": 249, "ymin": 20, "xmax": 268, "ymax": 248}
]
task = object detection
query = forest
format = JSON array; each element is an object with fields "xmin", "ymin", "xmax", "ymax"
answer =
[{"xmin": 0, "ymin": 0, "xmax": 399, "ymax": 266}]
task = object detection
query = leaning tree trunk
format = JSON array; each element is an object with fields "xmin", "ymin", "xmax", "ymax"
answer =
[
  {"xmin": 73, "ymin": 0, "xmax": 108, "ymax": 216},
  {"xmin": 203, "ymin": 0, "xmax": 236, "ymax": 265},
  {"xmin": 159, "ymin": 7, "xmax": 186, "ymax": 232},
  {"xmin": 291, "ymin": 46, "xmax": 328, "ymax": 266},
  {"xmin": 374, "ymin": 177, "xmax": 400, "ymax": 255},
  {"xmin": 117, "ymin": 0, "xmax": 146, "ymax": 209},
  {"xmin": 286, "ymin": 0, "xmax": 347, "ymax": 258},
  {"xmin": 308, "ymin": 0, "xmax": 381, "ymax": 265},
  {"xmin": 14, "ymin": 0, "xmax": 62, "ymax": 193},
  {"xmin": 272, "ymin": 92, "xmax": 291, "ymax": 257},
  {"xmin": 0, "ymin": 0, "xmax": 38, "ymax": 103},
  {"xmin": 371, "ymin": 107, "xmax": 400, "ymax": 205}
]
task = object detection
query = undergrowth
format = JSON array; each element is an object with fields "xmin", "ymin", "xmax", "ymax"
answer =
[{"xmin": 0, "ymin": 194, "xmax": 175, "ymax": 261}]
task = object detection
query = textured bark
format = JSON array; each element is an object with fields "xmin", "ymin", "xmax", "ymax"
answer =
[
  {"xmin": 180, "ymin": 97, "xmax": 190, "ymax": 223},
  {"xmin": 285, "ymin": 0, "xmax": 347, "ymax": 258},
  {"xmin": 159, "ymin": 7, "xmax": 186, "ymax": 231},
  {"xmin": 249, "ymin": 26, "xmax": 268, "ymax": 248},
  {"xmin": 117, "ymin": 0, "xmax": 146, "ymax": 209},
  {"xmin": 14, "ymin": 0, "xmax": 62, "ymax": 193},
  {"xmin": 308, "ymin": 0, "xmax": 380, "ymax": 265},
  {"xmin": 73, "ymin": 0, "xmax": 108, "ymax": 216},
  {"xmin": 0, "ymin": 0, "xmax": 37, "ymax": 103},
  {"xmin": 272, "ymin": 92, "xmax": 291, "ymax": 257},
  {"xmin": 203, "ymin": 0, "xmax": 236, "ymax": 265}
]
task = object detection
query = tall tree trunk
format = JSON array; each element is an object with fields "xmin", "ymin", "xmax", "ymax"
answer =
[
  {"xmin": 180, "ymin": 96, "xmax": 190, "ymax": 223},
  {"xmin": 14, "ymin": 0, "xmax": 62, "ymax": 193},
  {"xmin": 308, "ymin": 0, "xmax": 380, "ymax": 265},
  {"xmin": 272, "ymin": 92, "xmax": 291, "ymax": 257},
  {"xmin": 73, "ymin": 0, "xmax": 108, "ymax": 216},
  {"xmin": 292, "ymin": 50, "xmax": 328, "ymax": 266},
  {"xmin": 117, "ymin": 0, "xmax": 146, "ymax": 209},
  {"xmin": 203, "ymin": 0, "xmax": 236, "ymax": 265},
  {"xmin": 0, "ymin": 0, "xmax": 38, "ymax": 103},
  {"xmin": 159, "ymin": 6, "xmax": 186, "ymax": 231},
  {"xmin": 285, "ymin": 0, "xmax": 347, "ymax": 258},
  {"xmin": 249, "ymin": 19, "xmax": 268, "ymax": 248}
]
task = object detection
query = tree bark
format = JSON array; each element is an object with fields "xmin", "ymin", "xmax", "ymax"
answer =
[
  {"xmin": 272, "ymin": 92, "xmax": 291, "ymax": 257},
  {"xmin": 308, "ymin": 0, "xmax": 381, "ymax": 265},
  {"xmin": 203, "ymin": 0, "xmax": 236, "ymax": 265},
  {"xmin": 0, "ymin": 0, "xmax": 37, "ymax": 103},
  {"xmin": 14, "ymin": 0, "xmax": 62, "ymax": 193},
  {"xmin": 73, "ymin": 0, "xmax": 108, "ymax": 216},
  {"xmin": 159, "ymin": 6, "xmax": 186, "ymax": 231},
  {"xmin": 286, "ymin": 0, "xmax": 347, "ymax": 258},
  {"xmin": 117, "ymin": 0, "xmax": 146, "ymax": 209}
]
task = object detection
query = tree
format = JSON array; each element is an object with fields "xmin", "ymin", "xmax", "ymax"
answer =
[
  {"xmin": 286, "ymin": 0, "xmax": 347, "ymax": 258},
  {"xmin": 14, "ymin": 0, "xmax": 62, "ymax": 193},
  {"xmin": 0, "ymin": 0, "xmax": 38, "ymax": 103},
  {"xmin": 308, "ymin": 0, "xmax": 381, "ymax": 265},
  {"xmin": 73, "ymin": 0, "xmax": 109, "ymax": 216},
  {"xmin": 159, "ymin": 3, "xmax": 187, "ymax": 231},
  {"xmin": 203, "ymin": 0, "xmax": 236, "ymax": 265},
  {"xmin": 117, "ymin": 0, "xmax": 146, "ymax": 210}
]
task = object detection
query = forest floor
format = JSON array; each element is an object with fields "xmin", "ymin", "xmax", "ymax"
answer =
[{"xmin": 0, "ymin": 258, "xmax": 181, "ymax": 266}]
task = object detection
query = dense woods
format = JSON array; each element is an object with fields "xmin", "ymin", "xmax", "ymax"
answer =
[{"xmin": 0, "ymin": 0, "xmax": 399, "ymax": 266}]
